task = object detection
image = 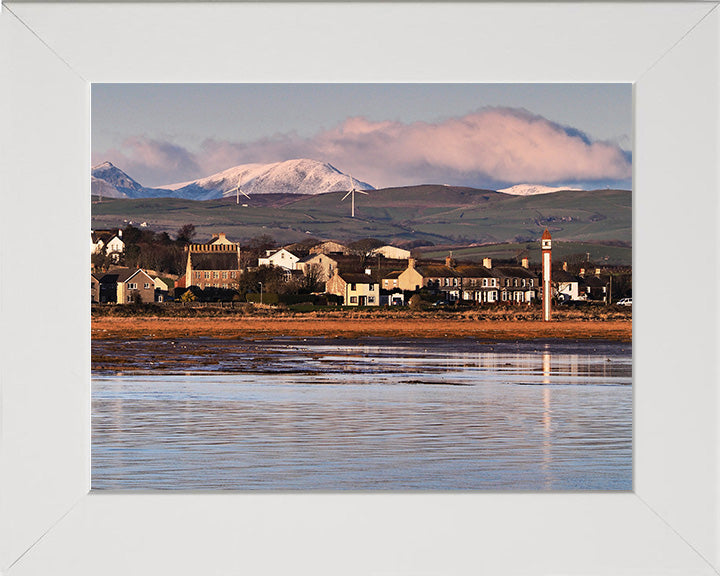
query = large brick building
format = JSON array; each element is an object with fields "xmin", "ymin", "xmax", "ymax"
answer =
[{"xmin": 185, "ymin": 233, "xmax": 241, "ymax": 290}]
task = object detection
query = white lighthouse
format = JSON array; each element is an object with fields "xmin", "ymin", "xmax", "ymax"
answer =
[{"xmin": 541, "ymin": 228, "xmax": 552, "ymax": 321}]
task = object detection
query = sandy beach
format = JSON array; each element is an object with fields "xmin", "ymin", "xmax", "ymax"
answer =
[{"xmin": 92, "ymin": 316, "xmax": 632, "ymax": 342}]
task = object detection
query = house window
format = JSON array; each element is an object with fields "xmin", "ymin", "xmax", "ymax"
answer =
[
  {"xmin": 128, "ymin": 283, "xmax": 137, "ymax": 289},
  {"xmin": 127, "ymin": 295, "xmax": 132, "ymax": 302},
  {"xmin": 213, "ymin": 271, "xmax": 219, "ymax": 279},
  {"xmin": 222, "ymin": 271, "xmax": 228, "ymax": 279},
  {"xmin": 350, "ymin": 283, "xmax": 357, "ymax": 291},
  {"xmin": 368, "ymin": 296, "xmax": 375, "ymax": 303},
  {"xmin": 368, "ymin": 283, "xmax": 374, "ymax": 290},
  {"xmin": 482, "ymin": 279, "xmax": 488, "ymax": 287},
  {"xmin": 205, "ymin": 272, "xmax": 210, "ymax": 279},
  {"xmin": 144, "ymin": 283, "xmax": 151, "ymax": 289},
  {"xmin": 350, "ymin": 296, "xmax": 358, "ymax": 303},
  {"xmin": 195, "ymin": 271, "xmax": 201, "ymax": 278},
  {"xmin": 522, "ymin": 279, "xmax": 526, "ymax": 287},
  {"xmin": 222, "ymin": 283, "xmax": 228, "ymax": 289},
  {"xmin": 231, "ymin": 271, "xmax": 237, "ymax": 279},
  {"xmin": 393, "ymin": 280, "xmax": 397, "ymax": 286}
]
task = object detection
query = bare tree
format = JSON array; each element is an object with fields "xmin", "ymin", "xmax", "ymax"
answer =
[
  {"xmin": 302, "ymin": 263, "xmax": 325, "ymax": 293},
  {"xmin": 176, "ymin": 224, "xmax": 196, "ymax": 244}
]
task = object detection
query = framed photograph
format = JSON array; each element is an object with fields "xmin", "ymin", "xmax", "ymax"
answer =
[
  {"xmin": 90, "ymin": 81, "xmax": 634, "ymax": 492},
  {"xmin": 1, "ymin": 2, "xmax": 718, "ymax": 575}
]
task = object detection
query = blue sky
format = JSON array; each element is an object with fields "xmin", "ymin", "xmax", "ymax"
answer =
[{"xmin": 92, "ymin": 83, "xmax": 632, "ymax": 190}]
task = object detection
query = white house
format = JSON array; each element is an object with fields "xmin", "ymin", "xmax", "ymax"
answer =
[
  {"xmin": 553, "ymin": 269, "xmax": 585, "ymax": 301},
  {"xmin": 325, "ymin": 269, "xmax": 380, "ymax": 306},
  {"xmin": 91, "ymin": 233, "xmax": 105, "ymax": 255},
  {"xmin": 91, "ymin": 229, "xmax": 125, "ymax": 262},
  {"xmin": 104, "ymin": 233, "xmax": 125, "ymax": 257},
  {"xmin": 258, "ymin": 248, "xmax": 300, "ymax": 271}
]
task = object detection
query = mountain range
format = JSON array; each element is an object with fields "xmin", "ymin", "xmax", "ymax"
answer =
[
  {"xmin": 91, "ymin": 159, "xmax": 374, "ymax": 201},
  {"xmin": 92, "ymin": 159, "xmax": 591, "ymax": 201}
]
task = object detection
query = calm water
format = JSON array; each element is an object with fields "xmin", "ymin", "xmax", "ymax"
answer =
[{"xmin": 92, "ymin": 338, "xmax": 632, "ymax": 490}]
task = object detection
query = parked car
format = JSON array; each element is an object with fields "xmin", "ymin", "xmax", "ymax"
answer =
[{"xmin": 617, "ymin": 298, "xmax": 632, "ymax": 307}]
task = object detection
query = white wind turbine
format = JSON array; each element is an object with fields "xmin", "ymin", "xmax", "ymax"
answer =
[
  {"xmin": 341, "ymin": 174, "xmax": 368, "ymax": 218},
  {"xmin": 227, "ymin": 178, "xmax": 251, "ymax": 205}
]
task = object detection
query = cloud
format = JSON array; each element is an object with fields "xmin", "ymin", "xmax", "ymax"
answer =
[
  {"xmin": 92, "ymin": 137, "xmax": 202, "ymax": 186},
  {"xmin": 93, "ymin": 107, "xmax": 632, "ymax": 189}
]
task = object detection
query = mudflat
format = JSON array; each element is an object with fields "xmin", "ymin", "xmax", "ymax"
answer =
[{"xmin": 92, "ymin": 316, "xmax": 632, "ymax": 342}]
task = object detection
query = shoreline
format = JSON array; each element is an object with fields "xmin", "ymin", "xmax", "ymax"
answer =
[{"xmin": 92, "ymin": 317, "xmax": 632, "ymax": 342}]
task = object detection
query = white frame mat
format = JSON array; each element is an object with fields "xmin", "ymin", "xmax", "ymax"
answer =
[{"xmin": 1, "ymin": 2, "xmax": 718, "ymax": 575}]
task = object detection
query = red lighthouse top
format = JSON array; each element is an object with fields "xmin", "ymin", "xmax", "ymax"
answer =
[{"xmin": 541, "ymin": 228, "xmax": 552, "ymax": 240}]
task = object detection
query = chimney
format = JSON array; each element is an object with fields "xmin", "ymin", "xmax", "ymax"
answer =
[
  {"xmin": 365, "ymin": 268, "xmax": 372, "ymax": 276},
  {"xmin": 579, "ymin": 268, "xmax": 586, "ymax": 276},
  {"xmin": 562, "ymin": 261, "xmax": 568, "ymax": 272},
  {"xmin": 483, "ymin": 258, "xmax": 492, "ymax": 269},
  {"xmin": 445, "ymin": 255, "xmax": 453, "ymax": 268},
  {"xmin": 595, "ymin": 268, "xmax": 602, "ymax": 276},
  {"xmin": 521, "ymin": 258, "xmax": 529, "ymax": 269},
  {"xmin": 218, "ymin": 232, "xmax": 226, "ymax": 241},
  {"xmin": 408, "ymin": 257, "xmax": 416, "ymax": 269},
  {"xmin": 118, "ymin": 229, "xmax": 122, "ymax": 238}
]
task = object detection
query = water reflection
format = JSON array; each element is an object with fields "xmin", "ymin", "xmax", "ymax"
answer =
[{"xmin": 92, "ymin": 338, "xmax": 632, "ymax": 491}]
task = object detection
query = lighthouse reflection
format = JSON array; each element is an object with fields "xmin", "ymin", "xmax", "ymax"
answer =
[{"xmin": 542, "ymin": 351, "xmax": 551, "ymax": 384}]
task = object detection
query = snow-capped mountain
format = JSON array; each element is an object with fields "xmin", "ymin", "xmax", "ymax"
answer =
[
  {"xmin": 92, "ymin": 159, "xmax": 374, "ymax": 201},
  {"xmin": 91, "ymin": 175, "xmax": 128, "ymax": 199},
  {"xmin": 498, "ymin": 184, "xmax": 583, "ymax": 196},
  {"xmin": 162, "ymin": 159, "xmax": 374, "ymax": 199},
  {"xmin": 92, "ymin": 162, "xmax": 144, "ymax": 198},
  {"xmin": 91, "ymin": 162, "xmax": 175, "ymax": 199}
]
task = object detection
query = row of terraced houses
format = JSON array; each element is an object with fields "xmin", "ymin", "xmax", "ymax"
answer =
[{"xmin": 92, "ymin": 231, "xmax": 611, "ymax": 305}]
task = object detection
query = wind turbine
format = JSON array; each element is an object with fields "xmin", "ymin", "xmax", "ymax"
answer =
[
  {"xmin": 227, "ymin": 178, "xmax": 250, "ymax": 205},
  {"xmin": 341, "ymin": 174, "xmax": 368, "ymax": 218}
]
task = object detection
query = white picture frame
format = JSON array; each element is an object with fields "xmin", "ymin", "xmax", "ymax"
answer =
[{"xmin": 1, "ymin": 2, "xmax": 718, "ymax": 574}]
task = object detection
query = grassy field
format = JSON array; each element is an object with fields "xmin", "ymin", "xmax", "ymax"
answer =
[
  {"xmin": 419, "ymin": 240, "xmax": 632, "ymax": 266},
  {"xmin": 92, "ymin": 186, "xmax": 631, "ymax": 248}
]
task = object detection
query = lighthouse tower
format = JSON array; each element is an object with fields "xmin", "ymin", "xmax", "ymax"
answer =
[{"xmin": 541, "ymin": 229, "xmax": 552, "ymax": 321}]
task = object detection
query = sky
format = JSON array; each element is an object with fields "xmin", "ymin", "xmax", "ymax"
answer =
[{"xmin": 92, "ymin": 84, "xmax": 632, "ymax": 190}]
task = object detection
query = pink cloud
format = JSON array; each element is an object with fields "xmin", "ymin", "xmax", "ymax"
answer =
[
  {"xmin": 94, "ymin": 107, "xmax": 631, "ymax": 189},
  {"xmin": 92, "ymin": 137, "xmax": 202, "ymax": 186}
]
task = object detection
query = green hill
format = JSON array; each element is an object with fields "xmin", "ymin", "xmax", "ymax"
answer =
[
  {"xmin": 419, "ymin": 241, "xmax": 632, "ymax": 267},
  {"xmin": 91, "ymin": 185, "xmax": 631, "ymax": 250}
]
